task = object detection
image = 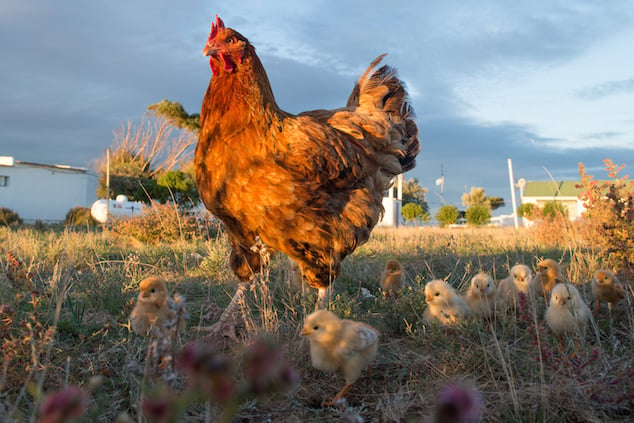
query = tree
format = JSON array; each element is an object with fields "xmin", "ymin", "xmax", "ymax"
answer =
[
  {"xmin": 157, "ymin": 170, "xmax": 200, "ymax": 209},
  {"xmin": 96, "ymin": 116, "xmax": 197, "ymax": 206},
  {"xmin": 465, "ymin": 205, "xmax": 491, "ymax": 227},
  {"xmin": 462, "ymin": 186, "xmax": 504, "ymax": 210},
  {"xmin": 147, "ymin": 100, "xmax": 200, "ymax": 134},
  {"xmin": 402, "ymin": 178, "xmax": 429, "ymax": 213},
  {"xmin": 402, "ymin": 203, "xmax": 430, "ymax": 225},
  {"xmin": 435, "ymin": 205, "xmax": 460, "ymax": 227}
]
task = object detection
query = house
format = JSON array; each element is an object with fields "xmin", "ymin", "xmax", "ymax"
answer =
[
  {"xmin": 520, "ymin": 180, "xmax": 588, "ymax": 221},
  {"xmin": 0, "ymin": 156, "xmax": 98, "ymax": 223},
  {"xmin": 377, "ymin": 174, "xmax": 404, "ymax": 227}
]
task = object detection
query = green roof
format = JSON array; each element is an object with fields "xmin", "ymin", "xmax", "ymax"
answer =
[{"xmin": 523, "ymin": 181, "xmax": 585, "ymax": 198}]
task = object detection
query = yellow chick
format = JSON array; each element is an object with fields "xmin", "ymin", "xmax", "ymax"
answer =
[
  {"xmin": 130, "ymin": 276, "xmax": 170, "ymax": 336},
  {"xmin": 496, "ymin": 264, "xmax": 533, "ymax": 312},
  {"xmin": 380, "ymin": 260, "xmax": 406, "ymax": 297},
  {"xmin": 591, "ymin": 269, "xmax": 625, "ymax": 313},
  {"xmin": 464, "ymin": 272, "xmax": 496, "ymax": 320},
  {"xmin": 544, "ymin": 283, "xmax": 590, "ymax": 351},
  {"xmin": 530, "ymin": 259, "xmax": 565, "ymax": 301},
  {"xmin": 300, "ymin": 310, "xmax": 379, "ymax": 406},
  {"xmin": 424, "ymin": 279, "xmax": 471, "ymax": 326}
]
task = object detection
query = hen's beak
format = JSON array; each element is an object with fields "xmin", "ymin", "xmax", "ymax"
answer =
[
  {"xmin": 203, "ymin": 43, "xmax": 219, "ymax": 57},
  {"xmin": 300, "ymin": 328, "xmax": 311, "ymax": 336}
]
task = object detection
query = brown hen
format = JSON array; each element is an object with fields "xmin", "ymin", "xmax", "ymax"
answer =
[{"xmin": 195, "ymin": 16, "xmax": 420, "ymax": 306}]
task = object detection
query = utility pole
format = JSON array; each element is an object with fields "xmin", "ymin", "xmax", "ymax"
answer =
[{"xmin": 508, "ymin": 158, "xmax": 519, "ymax": 229}]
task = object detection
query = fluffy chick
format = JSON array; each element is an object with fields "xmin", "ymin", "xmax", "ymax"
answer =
[
  {"xmin": 496, "ymin": 264, "xmax": 533, "ymax": 312},
  {"xmin": 544, "ymin": 283, "xmax": 590, "ymax": 351},
  {"xmin": 380, "ymin": 259, "xmax": 406, "ymax": 297},
  {"xmin": 591, "ymin": 269, "xmax": 625, "ymax": 314},
  {"xmin": 300, "ymin": 310, "xmax": 378, "ymax": 406},
  {"xmin": 130, "ymin": 276, "xmax": 170, "ymax": 336},
  {"xmin": 424, "ymin": 279, "xmax": 471, "ymax": 326},
  {"xmin": 530, "ymin": 259, "xmax": 565, "ymax": 301},
  {"xmin": 464, "ymin": 272, "xmax": 496, "ymax": 320}
]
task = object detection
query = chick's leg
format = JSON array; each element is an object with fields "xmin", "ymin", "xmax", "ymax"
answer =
[{"xmin": 323, "ymin": 383, "xmax": 353, "ymax": 407}]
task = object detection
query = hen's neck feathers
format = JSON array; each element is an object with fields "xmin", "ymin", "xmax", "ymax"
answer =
[{"xmin": 201, "ymin": 46, "xmax": 284, "ymax": 136}]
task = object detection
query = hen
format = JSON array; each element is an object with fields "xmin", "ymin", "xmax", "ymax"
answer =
[
  {"xmin": 300, "ymin": 310, "xmax": 379, "ymax": 406},
  {"xmin": 195, "ymin": 16, "xmax": 420, "ymax": 307}
]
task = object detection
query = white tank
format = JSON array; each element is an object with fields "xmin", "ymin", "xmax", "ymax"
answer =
[{"xmin": 90, "ymin": 195, "xmax": 146, "ymax": 223}]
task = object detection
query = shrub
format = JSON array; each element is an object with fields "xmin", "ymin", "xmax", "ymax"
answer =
[
  {"xmin": 0, "ymin": 208, "xmax": 22, "ymax": 226},
  {"xmin": 65, "ymin": 206, "xmax": 97, "ymax": 227},
  {"xmin": 108, "ymin": 202, "xmax": 209, "ymax": 244},
  {"xmin": 541, "ymin": 201, "xmax": 568, "ymax": 219},
  {"xmin": 517, "ymin": 203, "xmax": 538, "ymax": 220},
  {"xmin": 435, "ymin": 205, "xmax": 460, "ymax": 227},
  {"xmin": 578, "ymin": 159, "xmax": 634, "ymax": 275},
  {"xmin": 465, "ymin": 204, "xmax": 490, "ymax": 227}
]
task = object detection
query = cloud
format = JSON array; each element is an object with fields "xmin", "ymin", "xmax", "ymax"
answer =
[{"xmin": 575, "ymin": 78, "xmax": 634, "ymax": 100}]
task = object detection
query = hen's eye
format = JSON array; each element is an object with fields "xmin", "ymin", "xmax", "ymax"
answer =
[
  {"xmin": 151, "ymin": 288, "xmax": 155, "ymax": 293},
  {"xmin": 226, "ymin": 36, "xmax": 235, "ymax": 44}
]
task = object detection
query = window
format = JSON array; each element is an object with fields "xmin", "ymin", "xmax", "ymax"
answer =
[{"xmin": 0, "ymin": 176, "xmax": 8, "ymax": 187}]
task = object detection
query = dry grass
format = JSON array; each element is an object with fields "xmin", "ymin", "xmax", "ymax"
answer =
[{"xmin": 0, "ymin": 225, "xmax": 633, "ymax": 422}]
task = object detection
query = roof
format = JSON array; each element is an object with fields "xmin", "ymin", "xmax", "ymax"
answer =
[
  {"xmin": 0, "ymin": 156, "xmax": 90, "ymax": 174},
  {"xmin": 522, "ymin": 181, "xmax": 585, "ymax": 198}
]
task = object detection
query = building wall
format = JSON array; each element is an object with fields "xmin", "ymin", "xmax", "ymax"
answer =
[
  {"xmin": 520, "ymin": 196, "xmax": 584, "ymax": 220},
  {"xmin": 0, "ymin": 161, "xmax": 98, "ymax": 222}
]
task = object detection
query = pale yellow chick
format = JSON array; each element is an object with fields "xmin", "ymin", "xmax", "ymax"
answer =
[
  {"xmin": 380, "ymin": 259, "xmax": 406, "ymax": 297},
  {"xmin": 300, "ymin": 310, "xmax": 379, "ymax": 406},
  {"xmin": 496, "ymin": 264, "xmax": 532, "ymax": 312},
  {"xmin": 591, "ymin": 269, "xmax": 625, "ymax": 314},
  {"xmin": 464, "ymin": 272, "xmax": 496, "ymax": 319},
  {"xmin": 530, "ymin": 259, "xmax": 564, "ymax": 301},
  {"xmin": 544, "ymin": 283, "xmax": 590, "ymax": 351},
  {"xmin": 423, "ymin": 279, "xmax": 471, "ymax": 326},
  {"xmin": 130, "ymin": 276, "xmax": 170, "ymax": 336}
]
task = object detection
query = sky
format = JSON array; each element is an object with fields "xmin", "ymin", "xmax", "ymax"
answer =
[{"xmin": 1, "ymin": 0, "xmax": 634, "ymax": 218}]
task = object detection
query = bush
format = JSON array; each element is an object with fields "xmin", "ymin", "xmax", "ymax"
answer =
[
  {"xmin": 0, "ymin": 208, "xmax": 22, "ymax": 226},
  {"xmin": 541, "ymin": 201, "xmax": 568, "ymax": 219},
  {"xmin": 108, "ymin": 202, "xmax": 209, "ymax": 244},
  {"xmin": 517, "ymin": 203, "xmax": 538, "ymax": 220},
  {"xmin": 578, "ymin": 159, "xmax": 634, "ymax": 275},
  {"xmin": 465, "ymin": 204, "xmax": 491, "ymax": 227},
  {"xmin": 435, "ymin": 205, "xmax": 460, "ymax": 227},
  {"xmin": 65, "ymin": 206, "xmax": 97, "ymax": 227}
]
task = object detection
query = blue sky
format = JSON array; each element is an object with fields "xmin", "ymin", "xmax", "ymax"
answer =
[{"xmin": 1, "ymin": 0, "xmax": 633, "ymax": 216}]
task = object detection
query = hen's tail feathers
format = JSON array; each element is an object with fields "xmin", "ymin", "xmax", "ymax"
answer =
[{"xmin": 348, "ymin": 54, "xmax": 420, "ymax": 173}]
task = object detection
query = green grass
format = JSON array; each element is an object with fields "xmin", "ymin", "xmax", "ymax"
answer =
[{"xmin": 0, "ymin": 225, "xmax": 632, "ymax": 422}]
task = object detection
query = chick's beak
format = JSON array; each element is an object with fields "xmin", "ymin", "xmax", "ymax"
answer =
[{"xmin": 300, "ymin": 328, "xmax": 312, "ymax": 336}]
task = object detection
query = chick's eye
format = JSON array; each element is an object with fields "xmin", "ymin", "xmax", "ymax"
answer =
[
  {"xmin": 435, "ymin": 292, "xmax": 440, "ymax": 296},
  {"xmin": 151, "ymin": 288, "xmax": 155, "ymax": 293},
  {"xmin": 313, "ymin": 325, "xmax": 319, "ymax": 330}
]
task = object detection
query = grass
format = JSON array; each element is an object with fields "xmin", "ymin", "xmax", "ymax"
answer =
[{"xmin": 0, "ymin": 225, "xmax": 632, "ymax": 422}]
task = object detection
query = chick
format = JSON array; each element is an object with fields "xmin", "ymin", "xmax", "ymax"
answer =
[
  {"xmin": 530, "ymin": 259, "xmax": 565, "ymax": 301},
  {"xmin": 380, "ymin": 259, "xmax": 406, "ymax": 297},
  {"xmin": 424, "ymin": 279, "xmax": 471, "ymax": 326},
  {"xmin": 591, "ymin": 269, "xmax": 625, "ymax": 314},
  {"xmin": 496, "ymin": 264, "xmax": 532, "ymax": 312},
  {"xmin": 464, "ymin": 272, "xmax": 496, "ymax": 320},
  {"xmin": 130, "ymin": 276, "xmax": 170, "ymax": 336},
  {"xmin": 300, "ymin": 310, "xmax": 378, "ymax": 406},
  {"xmin": 544, "ymin": 283, "xmax": 591, "ymax": 351}
]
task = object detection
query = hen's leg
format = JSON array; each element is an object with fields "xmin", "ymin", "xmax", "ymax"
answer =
[{"xmin": 317, "ymin": 286, "xmax": 331, "ymax": 310}]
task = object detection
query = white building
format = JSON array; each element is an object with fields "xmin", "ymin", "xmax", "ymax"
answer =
[
  {"xmin": 378, "ymin": 174, "xmax": 404, "ymax": 227},
  {"xmin": 520, "ymin": 180, "xmax": 591, "ymax": 221},
  {"xmin": 0, "ymin": 156, "xmax": 98, "ymax": 223}
]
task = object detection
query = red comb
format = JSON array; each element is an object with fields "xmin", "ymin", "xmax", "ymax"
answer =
[{"xmin": 208, "ymin": 15, "xmax": 225, "ymax": 41}]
